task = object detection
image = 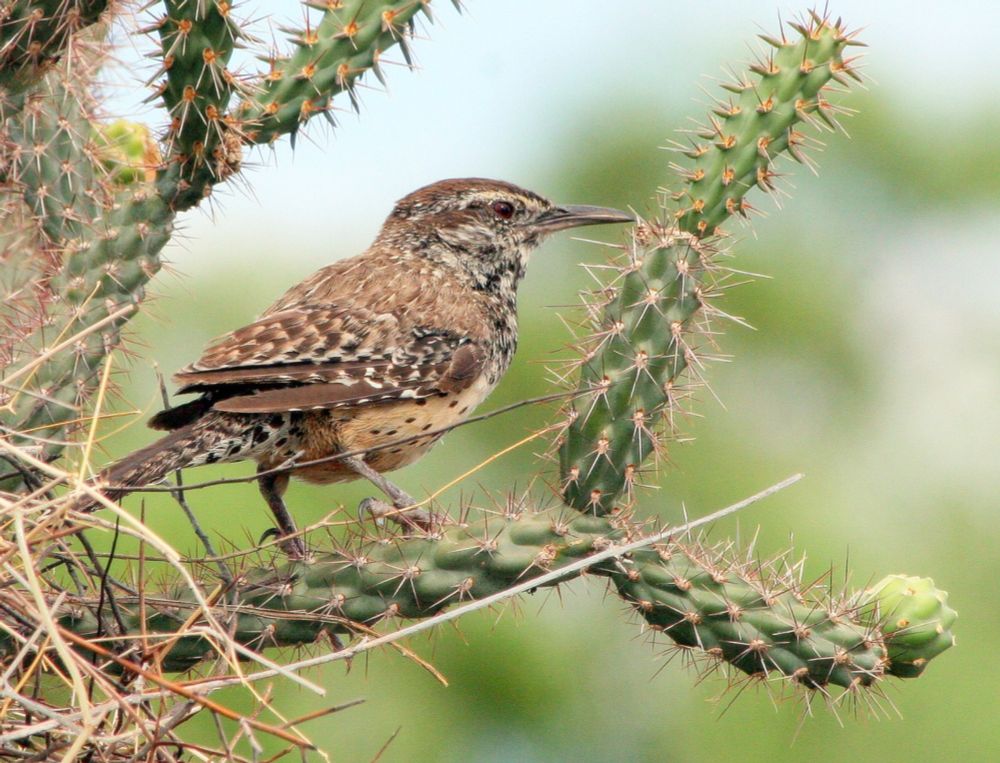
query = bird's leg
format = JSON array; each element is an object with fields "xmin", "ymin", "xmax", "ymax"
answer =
[
  {"xmin": 342, "ymin": 455, "xmax": 433, "ymax": 530},
  {"xmin": 342, "ymin": 455, "xmax": 417, "ymax": 507},
  {"xmin": 256, "ymin": 466, "xmax": 306, "ymax": 559}
]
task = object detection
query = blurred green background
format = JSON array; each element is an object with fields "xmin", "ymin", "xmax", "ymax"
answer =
[{"xmin": 96, "ymin": 1, "xmax": 999, "ymax": 760}]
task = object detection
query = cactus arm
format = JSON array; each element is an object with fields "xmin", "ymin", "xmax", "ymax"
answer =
[
  {"xmin": 32, "ymin": 505, "xmax": 911, "ymax": 689},
  {"xmin": 559, "ymin": 228, "xmax": 707, "ymax": 515},
  {"xmin": 672, "ymin": 12, "xmax": 863, "ymax": 237},
  {"xmin": 9, "ymin": 187, "xmax": 173, "ymax": 459},
  {"xmin": 558, "ymin": 14, "xmax": 863, "ymax": 515},
  {"xmin": 0, "ymin": 1, "xmax": 109, "ymax": 93},
  {"xmin": 237, "ymin": 0, "xmax": 430, "ymax": 146},
  {"xmin": 153, "ymin": 0, "xmax": 242, "ymax": 209}
]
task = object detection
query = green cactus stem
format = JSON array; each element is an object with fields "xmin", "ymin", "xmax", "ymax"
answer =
[
  {"xmin": 1, "ymin": 64, "xmax": 172, "ymax": 467},
  {"xmin": 558, "ymin": 12, "xmax": 863, "ymax": 515},
  {"xmin": 671, "ymin": 11, "xmax": 863, "ymax": 237},
  {"xmin": 153, "ymin": 0, "xmax": 243, "ymax": 208},
  {"xmin": 6, "ymin": 505, "xmax": 922, "ymax": 690},
  {"xmin": 559, "ymin": 226, "xmax": 709, "ymax": 515},
  {"xmin": 236, "ymin": 0, "xmax": 431, "ymax": 145},
  {"xmin": 0, "ymin": 1, "xmax": 109, "ymax": 93}
]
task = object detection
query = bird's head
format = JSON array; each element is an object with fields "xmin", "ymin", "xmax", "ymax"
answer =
[{"xmin": 376, "ymin": 178, "xmax": 632, "ymax": 294}]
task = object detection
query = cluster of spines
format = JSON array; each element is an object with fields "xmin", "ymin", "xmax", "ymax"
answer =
[
  {"xmin": 670, "ymin": 11, "xmax": 863, "ymax": 237},
  {"xmin": 34, "ymin": 503, "xmax": 917, "ymax": 690}
]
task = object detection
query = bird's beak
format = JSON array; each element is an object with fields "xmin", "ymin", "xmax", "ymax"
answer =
[{"xmin": 530, "ymin": 204, "xmax": 633, "ymax": 233}]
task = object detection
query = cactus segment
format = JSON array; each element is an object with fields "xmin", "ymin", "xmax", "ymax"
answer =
[
  {"xmin": 0, "ymin": 1, "xmax": 108, "ymax": 92},
  {"xmin": 671, "ymin": 12, "xmax": 862, "ymax": 237},
  {"xmin": 558, "ymin": 13, "xmax": 863, "ymax": 515},
  {"xmin": 1, "ymin": 61, "xmax": 173, "ymax": 469},
  {"xmin": 1, "ymin": 93, "xmax": 173, "ymax": 471},
  {"xmin": 18, "ymin": 505, "xmax": 912, "ymax": 691},
  {"xmin": 861, "ymin": 575, "xmax": 956, "ymax": 678},
  {"xmin": 11, "ymin": 186, "xmax": 173, "ymax": 447},
  {"xmin": 237, "ymin": 0, "xmax": 428, "ymax": 145},
  {"xmin": 559, "ymin": 226, "xmax": 709, "ymax": 515},
  {"xmin": 616, "ymin": 544, "xmax": 887, "ymax": 688},
  {"xmin": 0, "ymin": 54, "xmax": 126, "ymax": 468},
  {"xmin": 155, "ymin": 0, "xmax": 242, "ymax": 208},
  {"xmin": 2, "ymin": 76, "xmax": 101, "ymax": 245},
  {"xmin": 49, "ymin": 509, "xmax": 624, "ymax": 672}
]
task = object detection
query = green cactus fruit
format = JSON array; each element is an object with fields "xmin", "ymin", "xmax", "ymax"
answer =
[
  {"xmin": 671, "ymin": 11, "xmax": 863, "ymax": 237},
  {"xmin": 93, "ymin": 119, "xmax": 159, "ymax": 186},
  {"xmin": 862, "ymin": 575, "xmax": 956, "ymax": 678}
]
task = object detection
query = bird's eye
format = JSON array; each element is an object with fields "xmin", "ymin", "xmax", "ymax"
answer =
[{"xmin": 492, "ymin": 201, "xmax": 515, "ymax": 220}]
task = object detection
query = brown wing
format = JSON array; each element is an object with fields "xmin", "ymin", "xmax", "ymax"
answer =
[
  {"xmin": 172, "ymin": 305, "xmax": 485, "ymax": 414},
  {"xmin": 175, "ymin": 305, "xmax": 397, "ymax": 382}
]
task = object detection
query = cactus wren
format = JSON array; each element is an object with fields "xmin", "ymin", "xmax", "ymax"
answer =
[{"xmin": 98, "ymin": 178, "xmax": 631, "ymax": 556}]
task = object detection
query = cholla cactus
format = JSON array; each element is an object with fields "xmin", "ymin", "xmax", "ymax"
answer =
[{"xmin": 0, "ymin": 5, "xmax": 956, "ymax": 759}]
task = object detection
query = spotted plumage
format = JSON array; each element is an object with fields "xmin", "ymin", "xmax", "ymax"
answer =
[{"xmin": 97, "ymin": 178, "xmax": 631, "ymax": 552}]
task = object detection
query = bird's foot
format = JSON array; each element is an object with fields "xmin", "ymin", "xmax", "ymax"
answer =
[{"xmin": 359, "ymin": 497, "xmax": 435, "ymax": 532}]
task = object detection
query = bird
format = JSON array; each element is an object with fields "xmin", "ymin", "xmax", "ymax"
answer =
[{"xmin": 92, "ymin": 178, "xmax": 632, "ymax": 557}]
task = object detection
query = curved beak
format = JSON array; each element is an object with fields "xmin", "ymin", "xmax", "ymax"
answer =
[{"xmin": 530, "ymin": 203, "xmax": 633, "ymax": 233}]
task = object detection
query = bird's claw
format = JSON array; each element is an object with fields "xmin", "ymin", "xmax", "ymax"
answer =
[{"xmin": 258, "ymin": 526, "xmax": 307, "ymax": 560}]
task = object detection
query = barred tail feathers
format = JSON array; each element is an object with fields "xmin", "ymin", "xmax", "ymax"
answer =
[
  {"xmin": 101, "ymin": 424, "xmax": 204, "ymax": 496},
  {"xmin": 88, "ymin": 411, "xmax": 284, "ymax": 508}
]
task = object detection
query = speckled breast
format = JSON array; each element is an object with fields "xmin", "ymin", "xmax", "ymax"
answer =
[{"xmin": 289, "ymin": 374, "xmax": 497, "ymax": 484}]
